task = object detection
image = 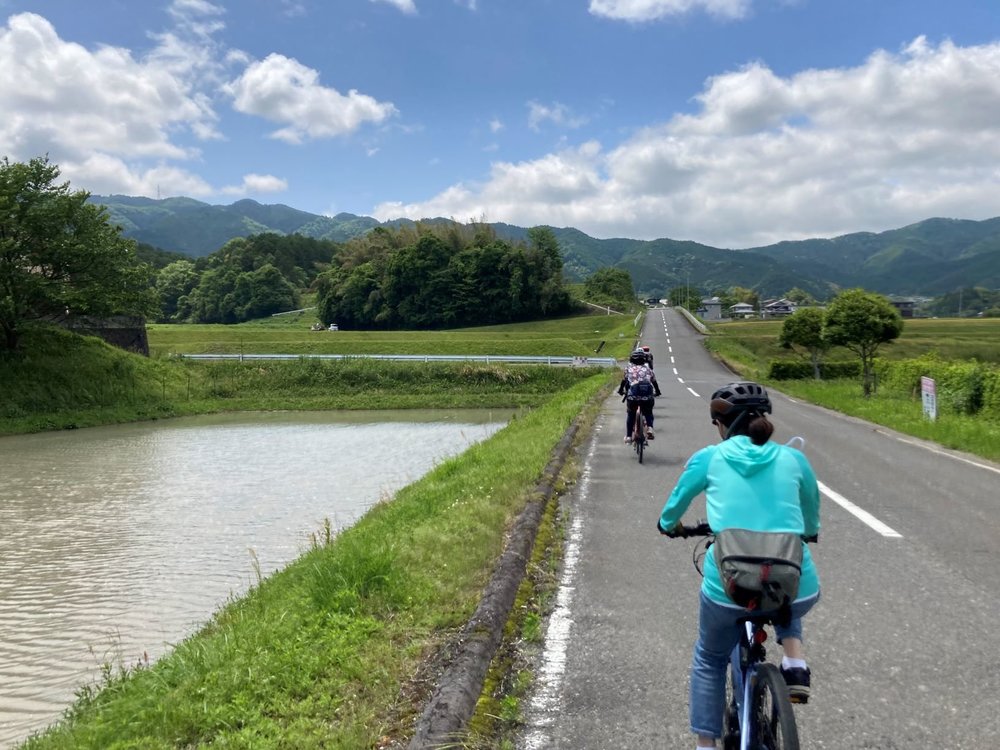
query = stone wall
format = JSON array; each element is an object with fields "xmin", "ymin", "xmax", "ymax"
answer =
[{"xmin": 60, "ymin": 316, "xmax": 150, "ymax": 356}]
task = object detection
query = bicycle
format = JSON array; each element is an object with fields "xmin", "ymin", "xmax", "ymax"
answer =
[
  {"xmin": 671, "ymin": 522, "xmax": 812, "ymax": 750},
  {"xmin": 632, "ymin": 403, "xmax": 648, "ymax": 463}
]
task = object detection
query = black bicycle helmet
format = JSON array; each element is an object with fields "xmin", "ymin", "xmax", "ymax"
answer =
[
  {"xmin": 629, "ymin": 349, "xmax": 647, "ymax": 365},
  {"xmin": 709, "ymin": 381, "xmax": 772, "ymax": 422}
]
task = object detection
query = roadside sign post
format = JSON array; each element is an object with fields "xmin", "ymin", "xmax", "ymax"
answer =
[{"xmin": 921, "ymin": 376, "xmax": 937, "ymax": 421}]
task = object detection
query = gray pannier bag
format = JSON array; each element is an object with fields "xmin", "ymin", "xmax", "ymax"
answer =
[{"xmin": 713, "ymin": 529, "xmax": 803, "ymax": 619}]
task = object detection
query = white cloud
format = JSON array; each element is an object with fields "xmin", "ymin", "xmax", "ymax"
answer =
[
  {"xmin": 0, "ymin": 13, "xmax": 218, "ymax": 178},
  {"xmin": 0, "ymin": 3, "xmax": 245, "ymax": 199},
  {"xmin": 278, "ymin": 0, "xmax": 307, "ymax": 16},
  {"xmin": 589, "ymin": 0, "xmax": 752, "ymax": 22},
  {"xmin": 221, "ymin": 173, "xmax": 288, "ymax": 195},
  {"xmin": 225, "ymin": 53, "xmax": 397, "ymax": 143},
  {"xmin": 527, "ymin": 101, "xmax": 588, "ymax": 131},
  {"xmin": 375, "ymin": 38, "xmax": 1000, "ymax": 247},
  {"xmin": 63, "ymin": 153, "xmax": 214, "ymax": 197},
  {"xmin": 370, "ymin": 0, "xmax": 417, "ymax": 14},
  {"xmin": 489, "ymin": 118, "xmax": 504, "ymax": 133}
]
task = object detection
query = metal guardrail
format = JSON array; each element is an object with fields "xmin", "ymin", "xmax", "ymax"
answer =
[{"xmin": 176, "ymin": 353, "xmax": 619, "ymax": 366}]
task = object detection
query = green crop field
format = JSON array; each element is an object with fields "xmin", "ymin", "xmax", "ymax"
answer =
[
  {"xmin": 702, "ymin": 316, "xmax": 1000, "ymax": 461},
  {"xmin": 707, "ymin": 316, "xmax": 1000, "ymax": 367},
  {"xmin": 147, "ymin": 310, "xmax": 642, "ymax": 360}
]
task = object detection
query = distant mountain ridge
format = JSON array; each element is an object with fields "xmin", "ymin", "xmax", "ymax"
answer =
[{"xmin": 89, "ymin": 195, "xmax": 1000, "ymax": 298}]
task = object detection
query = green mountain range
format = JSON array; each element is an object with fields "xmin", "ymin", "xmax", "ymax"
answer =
[{"xmin": 90, "ymin": 195, "xmax": 1000, "ymax": 298}]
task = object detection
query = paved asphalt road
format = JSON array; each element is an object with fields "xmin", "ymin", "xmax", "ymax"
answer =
[{"xmin": 518, "ymin": 308, "xmax": 1000, "ymax": 750}]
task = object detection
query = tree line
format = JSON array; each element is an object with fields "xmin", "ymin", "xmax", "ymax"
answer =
[
  {"xmin": 314, "ymin": 223, "xmax": 572, "ymax": 329},
  {"xmin": 1, "ymin": 157, "xmax": 593, "ymax": 350},
  {"xmin": 152, "ymin": 224, "xmax": 578, "ymax": 328}
]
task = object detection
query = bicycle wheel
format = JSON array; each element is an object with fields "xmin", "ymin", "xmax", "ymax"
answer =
[
  {"xmin": 748, "ymin": 663, "xmax": 800, "ymax": 750},
  {"xmin": 634, "ymin": 411, "xmax": 645, "ymax": 463},
  {"xmin": 722, "ymin": 666, "xmax": 741, "ymax": 750}
]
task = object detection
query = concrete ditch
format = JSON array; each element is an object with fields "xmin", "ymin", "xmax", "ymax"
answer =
[{"xmin": 407, "ymin": 389, "xmax": 607, "ymax": 749}]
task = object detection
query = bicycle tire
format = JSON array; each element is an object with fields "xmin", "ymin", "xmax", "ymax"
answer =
[
  {"xmin": 634, "ymin": 410, "xmax": 645, "ymax": 463},
  {"xmin": 748, "ymin": 663, "xmax": 800, "ymax": 750},
  {"xmin": 722, "ymin": 666, "xmax": 741, "ymax": 750}
]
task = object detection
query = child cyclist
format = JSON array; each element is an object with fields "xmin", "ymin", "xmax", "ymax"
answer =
[{"xmin": 657, "ymin": 382, "xmax": 821, "ymax": 750}]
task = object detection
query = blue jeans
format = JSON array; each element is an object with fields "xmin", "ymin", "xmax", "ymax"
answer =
[{"xmin": 689, "ymin": 590, "xmax": 820, "ymax": 738}]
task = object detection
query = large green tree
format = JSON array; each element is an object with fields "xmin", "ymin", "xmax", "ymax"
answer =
[
  {"xmin": 155, "ymin": 259, "xmax": 199, "ymax": 322},
  {"xmin": 0, "ymin": 156, "xmax": 156, "ymax": 351},
  {"xmin": 824, "ymin": 288, "xmax": 903, "ymax": 396},
  {"xmin": 779, "ymin": 307, "xmax": 829, "ymax": 379},
  {"xmin": 583, "ymin": 267, "xmax": 635, "ymax": 311},
  {"xmin": 315, "ymin": 222, "xmax": 571, "ymax": 329}
]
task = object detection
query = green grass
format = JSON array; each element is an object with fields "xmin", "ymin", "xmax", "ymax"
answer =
[
  {"xmin": 702, "ymin": 316, "xmax": 1000, "ymax": 460},
  {"xmin": 146, "ymin": 310, "xmax": 641, "ymax": 360},
  {"xmin": 0, "ymin": 325, "xmax": 608, "ymax": 435},
  {"xmin": 19, "ymin": 376, "xmax": 610, "ymax": 749},
  {"xmin": 777, "ymin": 379, "xmax": 1000, "ymax": 462},
  {"xmin": 707, "ymin": 317, "xmax": 1000, "ymax": 367}
]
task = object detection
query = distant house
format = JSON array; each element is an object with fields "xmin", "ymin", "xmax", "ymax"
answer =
[
  {"xmin": 761, "ymin": 298, "xmax": 796, "ymax": 318},
  {"xmin": 889, "ymin": 299, "xmax": 916, "ymax": 318},
  {"xmin": 729, "ymin": 302, "xmax": 756, "ymax": 318},
  {"xmin": 700, "ymin": 296, "xmax": 723, "ymax": 320}
]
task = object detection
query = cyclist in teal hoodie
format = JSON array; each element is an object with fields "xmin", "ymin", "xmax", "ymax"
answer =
[{"xmin": 658, "ymin": 382, "xmax": 820, "ymax": 750}]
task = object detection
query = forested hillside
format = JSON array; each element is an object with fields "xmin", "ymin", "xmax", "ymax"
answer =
[{"xmin": 90, "ymin": 195, "xmax": 1000, "ymax": 299}]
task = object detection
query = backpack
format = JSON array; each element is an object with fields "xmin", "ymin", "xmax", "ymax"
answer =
[
  {"xmin": 625, "ymin": 364, "xmax": 655, "ymax": 400},
  {"xmin": 713, "ymin": 529, "xmax": 802, "ymax": 620},
  {"xmin": 627, "ymin": 381, "xmax": 655, "ymax": 401}
]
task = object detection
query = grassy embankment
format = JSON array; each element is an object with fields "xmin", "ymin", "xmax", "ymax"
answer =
[
  {"xmin": 4, "ymin": 311, "xmax": 630, "ymax": 747},
  {"xmin": 1, "ymin": 312, "xmax": 637, "ymax": 436},
  {"xmin": 703, "ymin": 317, "xmax": 1000, "ymax": 461}
]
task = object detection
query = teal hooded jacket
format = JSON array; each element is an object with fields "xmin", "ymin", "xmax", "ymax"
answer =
[{"xmin": 659, "ymin": 435, "xmax": 821, "ymax": 606}]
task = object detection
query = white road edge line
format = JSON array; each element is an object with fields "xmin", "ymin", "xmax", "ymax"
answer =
[
  {"xmin": 887, "ymin": 434, "xmax": 1000, "ymax": 477},
  {"xmin": 817, "ymin": 480, "xmax": 902, "ymax": 538},
  {"xmin": 522, "ymin": 436, "xmax": 595, "ymax": 747}
]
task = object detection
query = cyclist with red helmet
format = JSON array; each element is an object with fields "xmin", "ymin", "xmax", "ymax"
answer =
[{"xmin": 641, "ymin": 344, "xmax": 653, "ymax": 369}]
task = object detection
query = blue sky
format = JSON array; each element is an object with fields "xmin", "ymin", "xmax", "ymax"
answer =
[{"xmin": 2, "ymin": 0, "xmax": 1000, "ymax": 247}]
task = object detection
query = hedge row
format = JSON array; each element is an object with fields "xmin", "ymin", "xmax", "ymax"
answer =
[
  {"xmin": 767, "ymin": 360, "xmax": 861, "ymax": 380},
  {"xmin": 767, "ymin": 354, "xmax": 1000, "ymax": 419},
  {"xmin": 874, "ymin": 354, "xmax": 1000, "ymax": 418}
]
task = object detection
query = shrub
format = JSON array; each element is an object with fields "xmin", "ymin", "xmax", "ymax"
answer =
[
  {"xmin": 768, "ymin": 360, "xmax": 861, "ymax": 380},
  {"xmin": 873, "ymin": 355, "xmax": 1000, "ymax": 418}
]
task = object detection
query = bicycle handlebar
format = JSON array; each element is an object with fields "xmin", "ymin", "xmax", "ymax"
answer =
[
  {"xmin": 658, "ymin": 521, "xmax": 712, "ymax": 538},
  {"xmin": 660, "ymin": 520, "xmax": 819, "ymax": 543}
]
